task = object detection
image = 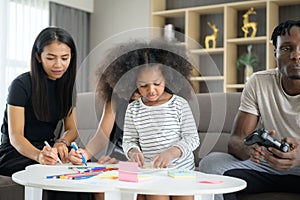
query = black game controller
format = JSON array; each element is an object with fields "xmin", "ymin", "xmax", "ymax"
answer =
[{"xmin": 244, "ymin": 128, "xmax": 290, "ymax": 153}]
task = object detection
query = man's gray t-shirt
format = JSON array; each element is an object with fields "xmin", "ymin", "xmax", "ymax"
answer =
[{"xmin": 240, "ymin": 68, "xmax": 300, "ymax": 140}]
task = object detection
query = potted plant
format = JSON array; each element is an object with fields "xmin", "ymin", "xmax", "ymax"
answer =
[{"xmin": 237, "ymin": 44, "xmax": 258, "ymax": 82}]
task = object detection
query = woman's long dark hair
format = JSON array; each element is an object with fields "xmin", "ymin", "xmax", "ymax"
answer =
[{"xmin": 30, "ymin": 27, "xmax": 77, "ymax": 122}]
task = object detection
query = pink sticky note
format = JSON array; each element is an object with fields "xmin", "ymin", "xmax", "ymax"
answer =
[
  {"xmin": 199, "ymin": 180, "xmax": 224, "ymax": 184},
  {"xmin": 118, "ymin": 161, "xmax": 138, "ymax": 182}
]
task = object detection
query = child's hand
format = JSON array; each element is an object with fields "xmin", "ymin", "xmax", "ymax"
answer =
[
  {"xmin": 128, "ymin": 148, "xmax": 144, "ymax": 167},
  {"xmin": 151, "ymin": 147, "xmax": 182, "ymax": 168}
]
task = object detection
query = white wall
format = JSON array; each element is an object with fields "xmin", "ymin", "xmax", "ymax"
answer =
[
  {"xmin": 90, "ymin": 0, "xmax": 151, "ymax": 50},
  {"xmin": 86, "ymin": 0, "xmax": 151, "ymax": 91},
  {"xmin": 50, "ymin": 0, "xmax": 94, "ymax": 13}
]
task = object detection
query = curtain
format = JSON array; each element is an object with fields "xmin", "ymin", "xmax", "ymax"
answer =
[
  {"xmin": 49, "ymin": 2, "xmax": 90, "ymax": 92},
  {"xmin": 0, "ymin": 1, "xmax": 9, "ymax": 123},
  {"xmin": 0, "ymin": 0, "xmax": 49, "ymax": 134}
]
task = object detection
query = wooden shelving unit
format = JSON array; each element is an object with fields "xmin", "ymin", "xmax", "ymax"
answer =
[{"xmin": 150, "ymin": 0, "xmax": 300, "ymax": 93}]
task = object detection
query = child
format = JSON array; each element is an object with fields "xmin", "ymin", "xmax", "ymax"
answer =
[
  {"xmin": 70, "ymin": 39, "xmax": 199, "ymax": 200},
  {"xmin": 123, "ymin": 47, "xmax": 200, "ymax": 200}
]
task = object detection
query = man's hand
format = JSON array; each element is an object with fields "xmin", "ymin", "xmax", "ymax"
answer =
[
  {"xmin": 249, "ymin": 144, "xmax": 264, "ymax": 163},
  {"xmin": 262, "ymin": 137, "xmax": 300, "ymax": 170}
]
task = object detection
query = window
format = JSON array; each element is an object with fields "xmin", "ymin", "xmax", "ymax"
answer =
[
  {"xmin": 0, "ymin": 0, "xmax": 49, "ymax": 128},
  {"xmin": 7, "ymin": 0, "xmax": 49, "ymax": 86}
]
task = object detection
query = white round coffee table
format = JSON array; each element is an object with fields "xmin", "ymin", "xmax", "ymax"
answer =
[{"xmin": 12, "ymin": 163, "xmax": 246, "ymax": 200}]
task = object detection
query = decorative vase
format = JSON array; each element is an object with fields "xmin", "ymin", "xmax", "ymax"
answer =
[
  {"xmin": 164, "ymin": 24, "xmax": 175, "ymax": 42},
  {"xmin": 244, "ymin": 65, "xmax": 253, "ymax": 83}
]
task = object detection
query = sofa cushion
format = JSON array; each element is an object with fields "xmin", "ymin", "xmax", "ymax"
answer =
[
  {"xmin": 193, "ymin": 92, "xmax": 241, "ymax": 167},
  {"xmin": 0, "ymin": 175, "xmax": 24, "ymax": 200},
  {"xmin": 76, "ymin": 92, "xmax": 101, "ymax": 130},
  {"xmin": 194, "ymin": 132, "xmax": 231, "ymax": 167},
  {"xmin": 76, "ymin": 92, "xmax": 102, "ymax": 149},
  {"xmin": 196, "ymin": 92, "xmax": 241, "ymax": 133}
]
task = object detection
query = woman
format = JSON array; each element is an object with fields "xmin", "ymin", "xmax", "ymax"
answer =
[{"xmin": 0, "ymin": 27, "xmax": 78, "ymax": 176}]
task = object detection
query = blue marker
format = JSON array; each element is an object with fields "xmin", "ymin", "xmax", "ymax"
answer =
[
  {"xmin": 46, "ymin": 174, "xmax": 61, "ymax": 179},
  {"xmin": 72, "ymin": 175, "xmax": 94, "ymax": 180},
  {"xmin": 71, "ymin": 142, "xmax": 87, "ymax": 166}
]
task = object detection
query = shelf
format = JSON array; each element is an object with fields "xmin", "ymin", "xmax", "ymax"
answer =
[
  {"xmin": 271, "ymin": 0, "xmax": 300, "ymax": 6},
  {"xmin": 151, "ymin": 0, "xmax": 300, "ymax": 93},
  {"xmin": 190, "ymin": 48, "xmax": 224, "ymax": 55},
  {"xmin": 175, "ymin": 42, "xmax": 187, "ymax": 46},
  {"xmin": 189, "ymin": 5, "xmax": 224, "ymax": 14},
  {"xmin": 190, "ymin": 76, "xmax": 224, "ymax": 82},
  {"xmin": 227, "ymin": 36, "xmax": 267, "ymax": 44},
  {"xmin": 227, "ymin": 1, "xmax": 266, "ymax": 10},
  {"xmin": 226, "ymin": 84, "xmax": 245, "ymax": 89},
  {"xmin": 152, "ymin": 9, "xmax": 185, "ymax": 18}
]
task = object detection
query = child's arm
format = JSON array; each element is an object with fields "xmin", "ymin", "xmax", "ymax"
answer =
[
  {"xmin": 151, "ymin": 99, "xmax": 200, "ymax": 168},
  {"xmin": 173, "ymin": 101, "xmax": 200, "ymax": 157},
  {"xmin": 122, "ymin": 104, "xmax": 142, "ymax": 161}
]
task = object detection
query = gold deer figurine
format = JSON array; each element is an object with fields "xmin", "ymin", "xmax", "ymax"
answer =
[
  {"xmin": 242, "ymin": 7, "xmax": 257, "ymax": 38},
  {"xmin": 205, "ymin": 22, "xmax": 219, "ymax": 49}
]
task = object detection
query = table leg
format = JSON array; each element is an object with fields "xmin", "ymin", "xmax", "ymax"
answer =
[
  {"xmin": 25, "ymin": 186, "xmax": 42, "ymax": 200},
  {"xmin": 105, "ymin": 191, "xmax": 137, "ymax": 200},
  {"xmin": 121, "ymin": 192, "xmax": 137, "ymax": 200},
  {"xmin": 104, "ymin": 191, "xmax": 121, "ymax": 200},
  {"xmin": 195, "ymin": 194, "xmax": 214, "ymax": 200}
]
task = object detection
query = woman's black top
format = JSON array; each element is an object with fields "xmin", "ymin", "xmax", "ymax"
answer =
[{"xmin": 0, "ymin": 72, "xmax": 61, "ymax": 176}]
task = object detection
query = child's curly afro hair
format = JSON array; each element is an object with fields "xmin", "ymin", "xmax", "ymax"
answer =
[{"xmin": 95, "ymin": 39, "xmax": 196, "ymax": 102}]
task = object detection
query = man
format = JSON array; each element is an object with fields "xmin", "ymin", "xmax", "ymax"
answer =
[{"xmin": 199, "ymin": 20, "xmax": 300, "ymax": 199}]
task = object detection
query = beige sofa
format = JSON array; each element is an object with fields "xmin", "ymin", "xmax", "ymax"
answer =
[
  {"xmin": 192, "ymin": 92, "xmax": 241, "ymax": 166},
  {"xmin": 75, "ymin": 92, "xmax": 299, "ymax": 199},
  {"xmin": 2, "ymin": 92, "xmax": 298, "ymax": 199}
]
